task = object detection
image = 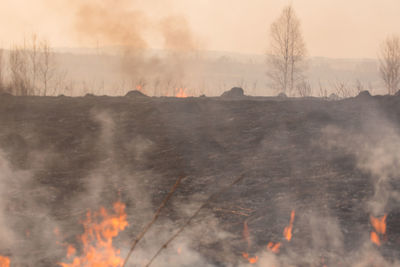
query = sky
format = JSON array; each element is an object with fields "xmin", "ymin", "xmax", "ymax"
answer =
[{"xmin": 0, "ymin": 0, "xmax": 399, "ymax": 58}]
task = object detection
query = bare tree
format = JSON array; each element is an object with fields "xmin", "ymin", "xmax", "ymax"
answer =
[
  {"xmin": 9, "ymin": 44, "xmax": 30, "ymax": 96},
  {"xmin": 332, "ymin": 80, "xmax": 355, "ymax": 98},
  {"xmin": 317, "ymin": 80, "xmax": 327, "ymax": 98},
  {"xmin": 38, "ymin": 39, "xmax": 56, "ymax": 96},
  {"xmin": 0, "ymin": 49, "xmax": 3, "ymax": 92},
  {"xmin": 378, "ymin": 35, "xmax": 400, "ymax": 95},
  {"xmin": 296, "ymin": 80, "xmax": 312, "ymax": 97},
  {"xmin": 267, "ymin": 5, "xmax": 307, "ymax": 94},
  {"xmin": 28, "ymin": 34, "xmax": 39, "ymax": 94}
]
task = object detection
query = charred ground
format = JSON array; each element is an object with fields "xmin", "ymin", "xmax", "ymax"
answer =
[{"xmin": 0, "ymin": 93, "xmax": 400, "ymax": 266}]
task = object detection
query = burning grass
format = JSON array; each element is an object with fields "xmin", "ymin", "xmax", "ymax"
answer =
[
  {"xmin": 59, "ymin": 201, "xmax": 128, "ymax": 267},
  {"xmin": 0, "ymin": 256, "xmax": 10, "ymax": 267}
]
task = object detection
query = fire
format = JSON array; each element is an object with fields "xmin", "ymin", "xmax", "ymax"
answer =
[
  {"xmin": 370, "ymin": 231, "xmax": 381, "ymax": 246},
  {"xmin": 59, "ymin": 201, "xmax": 128, "ymax": 267},
  {"xmin": 267, "ymin": 242, "xmax": 281, "ymax": 254},
  {"xmin": 370, "ymin": 214, "xmax": 387, "ymax": 246},
  {"xmin": 242, "ymin": 210, "xmax": 295, "ymax": 263},
  {"xmin": 136, "ymin": 85, "xmax": 143, "ymax": 92},
  {"xmin": 0, "ymin": 256, "xmax": 10, "ymax": 267},
  {"xmin": 175, "ymin": 88, "xmax": 188, "ymax": 98},
  {"xmin": 67, "ymin": 245, "xmax": 77, "ymax": 258},
  {"xmin": 242, "ymin": 252, "xmax": 258, "ymax": 264},
  {"xmin": 241, "ymin": 221, "xmax": 258, "ymax": 264},
  {"xmin": 283, "ymin": 210, "xmax": 295, "ymax": 241}
]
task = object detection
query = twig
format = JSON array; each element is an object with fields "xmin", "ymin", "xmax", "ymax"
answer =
[
  {"xmin": 145, "ymin": 174, "xmax": 246, "ymax": 267},
  {"xmin": 122, "ymin": 175, "xmax": 186, "ymax": 267},
  {"xmin": 212, "ymin": 207, "xmax": 250, "ymax": 217}
]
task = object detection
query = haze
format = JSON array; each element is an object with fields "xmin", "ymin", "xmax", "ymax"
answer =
[{"xmin": 1, "ymin": 0, "xmax": 399, "ymax": 58}]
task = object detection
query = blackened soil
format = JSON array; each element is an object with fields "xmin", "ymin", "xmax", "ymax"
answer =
[{"xmin": 0, "ymin": 94, "xmax": 400, "ymax": 266}]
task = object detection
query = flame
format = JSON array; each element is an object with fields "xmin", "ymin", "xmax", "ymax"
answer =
[
  {"xmin": 59, "ymin": 201, "xmax": 128, "ymax": 267},
  {"xmin": 136, "ymin": 85, "xmax": 144, "ymax": 93},
  {"xmin": 283, "ymin": 210, "xmax": 295, "ymax": 241},
  {"xmin": 370, "ymin": 214, "xmax": 387, "ymax": 246},
  {"xmin": 0, "ymin": 256, "xmax": 10, "ymax": 267},
  {"xmin": 242, "ymin": 252, "xmax": 258, "ymax": 264},
  {"xmin": 175, "ymin": 88, "xmax": 188, "ymax": 98},
  {"xmin": 370, "ymin": 231, "xmax": 381, "ymax": 246},
  {"xmin": 370, "ymin": 214, "xmax": 387, "ymax": 235},
  {"xmin": 67, "ymin": 245, "xmax": 77, "ymax": 258},
  {"xmin": 267, "ymin": 242, "xmax": 281, "ymax": 254}
]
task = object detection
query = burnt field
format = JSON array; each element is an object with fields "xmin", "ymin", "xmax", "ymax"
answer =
[{"xmin": 0, "ymin": 93, "xmax": 400, "ymax": 266}]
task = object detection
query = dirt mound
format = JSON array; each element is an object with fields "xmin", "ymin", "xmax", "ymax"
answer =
[
  {"xmin": 84, "ymin": 93, "xmax": 96, "ymax": 97},
  {"xmin": 328, "ymin": 93, "xmax": 340, "ymax": 100},
  {"xmin": 221, "ymin": 87, "xmax": 244, "ymax": 98},
  {"xmin": 277, "ymin": 92, "xmax": 287, "ymax": 98},
  {"xmin": 356, "ymin": 90, "xmax": 371, "ymax": 99},
  {"xmin": 125, "ymin": 90, "xmax": 149, "ymax": 98}
]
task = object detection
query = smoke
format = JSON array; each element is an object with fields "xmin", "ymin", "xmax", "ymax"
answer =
[
  {"xmin": 54, "ymin": 0, "xmax": 203, "ymax": 96},
  {"xmin": 0, "ymin": 149, "xmax": 62, "ymax": 265},
  {"xmin": 322, "ymin": 112, "xmax": 400, "ymax": 216}
]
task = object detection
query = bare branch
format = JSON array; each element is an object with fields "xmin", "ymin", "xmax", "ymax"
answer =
[
  {"xmin": 378, "ymin": 35, "xmax": 400, "ymax": 95},
  {"xmin": 267, "ymin": 5, "xmax": 307, "ymax": 95}
]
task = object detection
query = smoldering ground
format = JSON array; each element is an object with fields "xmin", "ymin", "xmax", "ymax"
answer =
[{"xmin": 1, "ymin": 94, "xmax": 400, "ymax": 266}]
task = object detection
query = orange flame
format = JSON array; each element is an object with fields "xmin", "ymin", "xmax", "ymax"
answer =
[
  {"xmin": 370, "ymin": 231, "xmax": 381, "ymax": 246},
  {"xmin": 0, "ymin": 256, "xmax": 10, "ymax": 267},
  {"xmin": 283, "ymin": 210, "xmax": 295, "ymax": 241},
  {"xmin": 370, "ymin": 214, "xmax": 387, "ymax": 235},
  {"xmin": 370, "ymin": 214, "xmax": 387, "ymax": 246},
  {"xmin": 136, "ymin": 85, "xmax": 143, "ymax": 92},
  {"xmin": 59, "ymin": 201, "xmax": 128, "ymax": 267},
  {"xmin": 242, "ymin": 252, "xmax": 258, "ymax": 264},
  {"xmin": 267, "ymin": 242, "xmax": 281, "ymax": 254},
  {"xmin": 67, "ymin": 245, "xmax": 76, "ymax": 258},
  {"xmin": 175, "ymin": 88, "xmax": 188, "ymax": 98}
]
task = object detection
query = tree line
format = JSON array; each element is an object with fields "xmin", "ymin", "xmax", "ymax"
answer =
[
  {"xmin": 267, "ymin": 5, "xmax": 400, "ymax": 96},
  {"xmin": 0, "ymin": 34, "xmax": 65, "ymax": 96}
]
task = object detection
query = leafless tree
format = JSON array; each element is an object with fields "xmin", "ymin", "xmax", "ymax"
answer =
[
  {"xmin": 9, "ymin": 44, "xmax": 31, "ymax": 96},
  {"xmin": 28, "ymin": 34, "xmax": 39, "ymax": 94},
  {"xmin": 0, "ymin": 49, "xmax": 3, "ymax": 91},
  {"xmin": 378, "ymin": 35, "xmax": 400, "ymax": 94},
  {"xmin": 296, "ymin": 80, "xmax": 312, "ymax": 97},
  {"xmin": 38, "ymin": 39, "xmax": 56, "ymax": 96},
  {"xmin": 267, "ymin": 5, "xmax": 307, "ymax": 94},
  {"xmin": 332, "ymin": 80, "xmax": 354, "ymax": 98},
  {"xmin": 317, "ymin": 80, "xmax": 328, "ymax": 98}
]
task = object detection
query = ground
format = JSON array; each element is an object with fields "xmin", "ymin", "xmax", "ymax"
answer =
[{"xmin": 0, "ymin": 94, "xmax": 399, "ymax": 266}]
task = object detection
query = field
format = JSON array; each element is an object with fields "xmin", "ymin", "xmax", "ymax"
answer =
[{"xmin": 0, "ymin": 93, "xmax": 399, "ymax": 266}]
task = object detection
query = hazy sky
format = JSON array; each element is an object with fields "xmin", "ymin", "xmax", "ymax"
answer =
[{"xmin": 0, "ymin": 0, "xmax": 399, "ymax": 58}]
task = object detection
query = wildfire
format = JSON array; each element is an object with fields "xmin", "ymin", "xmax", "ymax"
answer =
[
  {"xmin": 0, "ymin": 256, "xmax": 10, "ymax": 267},
  {"xmin": 370, "ymin": 214, "xmax": 387, "ymax": 246},
  {"xmin": 241, "ymin": 221, "xmax": 258, "ymax": 264},
  {"xmin": 59, "ymin": 201, "xmax": 128, "ymax": 267},
  {"xmin": 136, "ymin": 85, "xmax": 143, "ymax": 92},
  {"xmin": 267, "ymin": 242, "xmax": 281, "ymax": 254},
  {"xmin": 283, "ymin": 210, "xmax": 295, "ymax": 241},
  {"xmin": 241, "ymin": 210, "xmax": 295, "ymax": 263},
  {"xmin": 242, "ymin": 252, "xmax": 258, "ymax": 264},
  {"xmin": 175, "ymin": 88, "xmax": 188, "ymax": 98}
]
